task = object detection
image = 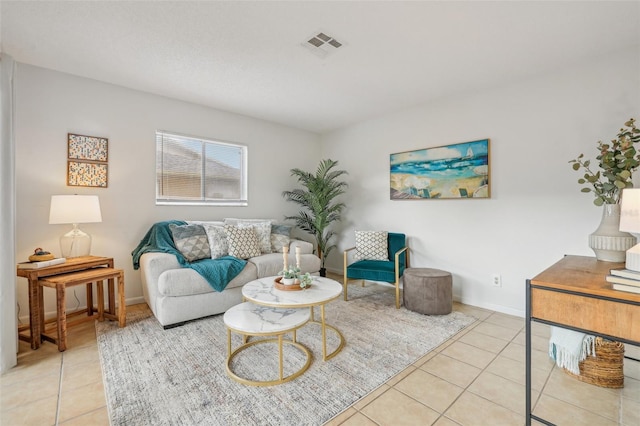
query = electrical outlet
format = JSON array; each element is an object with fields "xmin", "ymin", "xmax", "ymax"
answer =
[{"xmin": 492, "ymin": 274, "xmax": 502, "ymax": 287}]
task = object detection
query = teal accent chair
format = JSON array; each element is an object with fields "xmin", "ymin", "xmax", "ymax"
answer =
[{"xmin": 343, "ymin": 232, "xmax": 409, "ymax": 308}]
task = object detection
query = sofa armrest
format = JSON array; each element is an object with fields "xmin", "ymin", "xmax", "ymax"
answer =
[
  {"xmin": 139, "ymin": 252, "xmax": 181, "ymax": 312},
  {"xmin": 289, "ymin": 239, "xmax": 314, "ymax": 255}
]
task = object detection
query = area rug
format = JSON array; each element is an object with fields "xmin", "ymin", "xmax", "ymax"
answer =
[{"xmin": 96, "ymin": 283, "xmax": 475, "ymax": 425}]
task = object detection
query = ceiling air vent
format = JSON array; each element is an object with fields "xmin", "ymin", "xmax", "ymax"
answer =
[{"xmin": 303, "ymin": 31, "xmax": 344, "ymax": 58}]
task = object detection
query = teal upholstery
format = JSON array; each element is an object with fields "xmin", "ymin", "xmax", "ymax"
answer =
[{"xmin": 344, "ymin": 232, "xmax": 409, "ymax": 308}]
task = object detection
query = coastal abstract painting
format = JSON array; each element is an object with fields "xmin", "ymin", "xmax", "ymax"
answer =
[{"xmin": 390, "ymin": 139, "xmax": 490, "ymax": 199}]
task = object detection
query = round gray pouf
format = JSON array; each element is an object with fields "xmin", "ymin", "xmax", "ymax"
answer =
[{"xmin": 403, "ymin": 268, "xmax": 452, "ymax": 315}]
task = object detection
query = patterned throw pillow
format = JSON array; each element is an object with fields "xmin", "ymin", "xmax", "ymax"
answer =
[
  {"xmin": 224, "ymin": 218, "xmax": 273, "ymax": 254},
  {"xmin": 270, "ymin": 224, "xmax": 293, "ymax": 252},
  {"xmin": 200, "ymin": 223, "xmax": 229, "ymax": 259},
  {"xmin": 168, "ymin": 224, "xmax": 211, "ymax": 262},
  {"xmin": 355, "ymin": 230, "xmax": 389, "ymax": 260},
  {"xmin": 224, "ymin": 225, "xmax": 262, "ymax": 259}
]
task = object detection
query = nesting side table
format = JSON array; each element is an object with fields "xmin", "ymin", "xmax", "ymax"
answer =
[
  {"xmin": 224, "ymin": 302, "xmax": 311, "ymax": 386},
  {"xmin": 16, "ymin": 256, "xmax": 118, "ymax": 349},
  {"xmin": 38, "ymin": 267, "xmax": 125, "ymax": 351}
]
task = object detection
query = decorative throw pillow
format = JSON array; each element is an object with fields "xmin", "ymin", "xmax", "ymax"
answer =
[
  {"xmin": 355, "ymin": 230, "xmax": 389, "ymax": 260},
  {"xmin": 270, "ymin": 224, "xmax": 293, "ymax": 252},
  {"xmin": 168, "ymin": 224, "xmax": 211, "ymax": 262},
  {"xmin": 224, "ymin": 225, "xmax": 261, "ymax": 259},
  {"xmin": 224, "ymin": 218, "xmax": 273, "ymax": 254},
  {"xmin": 200, "ymin": 223, "xmax": 229, "ymax": 259}
]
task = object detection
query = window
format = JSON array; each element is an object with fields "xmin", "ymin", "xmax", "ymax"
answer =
[{"xmin": 156, "ymin": 131, "xmax": 248, "ymax": 206}]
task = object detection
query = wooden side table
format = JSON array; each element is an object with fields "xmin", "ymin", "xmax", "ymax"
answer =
[
  {"xmin": 17, "ymin": 256, "xmax": 113, "ymax": 349},
  {"xmin": 525, "ymin": 255, "xmax": 640, "ymax": 425},
  {"xmin": 38, "ymin": 267, "xmax": 125, "ymax": 351}
]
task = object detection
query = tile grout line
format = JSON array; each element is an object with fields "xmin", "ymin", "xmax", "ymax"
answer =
[
  {"xmin": 345, "ymin": 312, "xmax": 488, "ymax": 425},
  {"xmin": 436, "ymin": 316, "xmax": 511, "ymax": 421},
  {"xmin": 387, "ymin": 314, "xmax": 510, "ymax": 424},
  {"xmin": 55, "ymin": 352, "xmax": 64, "ymax": 426}
]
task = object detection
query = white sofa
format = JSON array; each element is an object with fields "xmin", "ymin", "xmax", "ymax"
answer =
[{"xmin": 139, "ymin": 226, "xmax": 321, "ymax": 328}]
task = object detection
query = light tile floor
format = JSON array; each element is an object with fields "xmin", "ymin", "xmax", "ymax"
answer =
[{"xmin": 1, "ymin": 289, "xmax": 638, "ymax": 425}]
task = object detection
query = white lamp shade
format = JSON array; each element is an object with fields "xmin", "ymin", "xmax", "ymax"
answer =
[
  {"xmin": 49, "ymin": 195, "xmax": 102, "ymax": 224},
  {"xmin": 619, "ymin": 188, "xmax": 640, "ymax": 233}
]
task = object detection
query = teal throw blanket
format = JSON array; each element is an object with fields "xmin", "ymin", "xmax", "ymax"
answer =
[{"xmin": 131, "ymin": 220, "xmax": 247, "ymax": 292}]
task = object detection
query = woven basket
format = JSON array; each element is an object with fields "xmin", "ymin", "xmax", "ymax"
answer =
[{"xmin": 563, "ymin": 337, "xmax": 624, "ymax": 388}]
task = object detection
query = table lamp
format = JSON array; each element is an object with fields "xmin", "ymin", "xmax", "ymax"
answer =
[
  {"xmin": 619, "ymin": 188, "xmax": 640, "ymax": 271},
  {"xmin": 49, "ymin": 195, "xmax": 102, "ymax": 258}
]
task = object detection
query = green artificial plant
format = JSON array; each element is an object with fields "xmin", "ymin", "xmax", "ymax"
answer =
[
  {"xmin": 282, "ymin": 159, "xmax": 348, "ymax": 274},
  {"xmin": 569, "ymin": 118, "xmax": 640, "ymax": 206}
]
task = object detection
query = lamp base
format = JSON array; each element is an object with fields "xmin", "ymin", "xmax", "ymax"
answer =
[
  {"xmin": 625, "ymin": 244, "xmax": 640, "ymax": 272},
  {"xmin": 60, "ymin": 224, "xmax": 92, "ymax": 258}
]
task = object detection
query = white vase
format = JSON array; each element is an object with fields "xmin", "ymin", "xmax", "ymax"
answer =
[
  {"xmin": 589, "ymin": 204, "xmax": 636, "ymax": 262},
  {"xmin": 281, "ymin": 277, "xmax": 295, "ymax": 285}
]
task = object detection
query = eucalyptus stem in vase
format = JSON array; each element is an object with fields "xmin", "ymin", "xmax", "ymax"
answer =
[
  {"xmin": 569, "ymin": 118, "xmax": 640, "ymax": 262},
  {"xmin": 569, "ymin": 118, "xmax": 640, "ymax": 206}
]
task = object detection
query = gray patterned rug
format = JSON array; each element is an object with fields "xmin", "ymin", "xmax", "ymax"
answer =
[{"xmin": 96, "ymin": 283, "xmax": 475, "ymax": 425}]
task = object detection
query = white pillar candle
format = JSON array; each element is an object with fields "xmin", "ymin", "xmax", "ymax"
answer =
[
  {"xmin": 282, "ymin": 246, "xmax": 289, "ymax": 272},
  {"xmin": 295, "ymin": 246, "xmax": 301, "ymax": 268}
]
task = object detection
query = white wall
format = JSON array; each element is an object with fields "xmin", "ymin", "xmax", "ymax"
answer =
[
  {"xmin": 12, "ymin": 46, "xmax": 640, "ymax": 323},
  {"xmin": 321, "ymin": 48, "xmax": 640, "ymax": 316},
  {"xmin": 1, "ymin": 54, "xmax": 17, "ymax": 373},
  {"xmin": 14, "ymin": 64, "xmax": 321, "ymax": 320}
]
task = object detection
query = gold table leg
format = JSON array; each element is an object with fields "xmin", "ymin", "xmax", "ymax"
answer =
[
  {"xmin": 225, "ymin": 327, "xmax": 312, "ymax": 387},
  {"xmin": 308, "ymin": 303, "xmax": 346, "ymax": 362}
]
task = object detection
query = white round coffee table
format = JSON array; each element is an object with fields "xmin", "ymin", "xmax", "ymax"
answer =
[
  {"xmin": 242, "ymin": 276, "xmax": 345, "ymax": 361},
  {"xmin": 223, "ymin": 302, "xmax": 312, "ymax": 386}
]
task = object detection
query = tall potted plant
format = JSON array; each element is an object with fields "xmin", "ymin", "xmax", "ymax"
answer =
[
  {"xmin": 282, "ymin": 159, "xmax": 348, "ymax": 276},
  {"xmin": 569, "ymin": 118, "xmax": 640, "ymax": 261}
]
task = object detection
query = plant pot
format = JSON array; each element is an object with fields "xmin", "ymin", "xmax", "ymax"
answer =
[
  {"xmin": 319, "ymin": 268, "xmax": 326, "ymax": 277},
  {"xmin": 589, "ymin": 204, "xmax": 636, "ymax": 262},
  {"xmin": 281, "ymin": 278, "xmax": 296, "ymax": 285}
]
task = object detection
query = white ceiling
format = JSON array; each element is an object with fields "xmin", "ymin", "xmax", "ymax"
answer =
[{"xmin": 2, "ymin": 1, "xmax": 639, "ymax": 133}]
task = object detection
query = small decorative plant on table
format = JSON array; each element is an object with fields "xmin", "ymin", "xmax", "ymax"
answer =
[
  {"xmin": 279, "ymin": 265, "xmax": 301, "ymax": 285},
  {"xmin": 277, "ymin": 246, "xmax": 313, "ymax": 290},
  {"xmin": 278, "ymin": 265, "xmax": 313, "ymax": 289}
]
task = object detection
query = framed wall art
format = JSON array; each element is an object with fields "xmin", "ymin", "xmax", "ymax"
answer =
[
  {"xmin": 390, "ymin": 139, "xmax": 490, "ymax": 200},
  {"xmin": 68, "ymin": 133, "xmax": 108, "ymax": 161},
  {"xmin": 67, "ymin": 133, "xmax": 109, "ymax": 187}
]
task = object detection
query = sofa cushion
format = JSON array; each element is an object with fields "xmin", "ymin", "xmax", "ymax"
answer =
[
  {"xmin": 224, "ymin": 218, "xmax": 274, "ymax": 254},
  {"xmin": 289, "ymin": 239, "xmax": 314, "ymax": 255},
  {"xmin": 224, "ymin": 225, "xmax": 261, "ymax": 259},
  {"xmin": 355, "ymin": 230, "xmax": 388, "ymax": 260},
  {"xmin": 168, "ymin": 224, "xmax": 211, "ymax": 262},
  {"xmin": 200, "ymin": 223, "xmax": 229, "ymax": 259},
  {"xmin": 270, "ymin": 224, "xmax": 292, "ymax": 253},
  {"xmin": 158, "ymin": 262, "xmax": 257, "ymax": 297}
]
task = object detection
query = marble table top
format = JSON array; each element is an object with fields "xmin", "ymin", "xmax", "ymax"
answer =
[
  {"xmin": 223, "ymin": 302, "xmax": 310, "ymax": 334},
  {"xmin": 242, "ymin": 276, "xmax": 343, "ymax": 308}
]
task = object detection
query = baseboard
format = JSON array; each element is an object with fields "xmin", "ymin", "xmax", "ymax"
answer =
[
  {"xmin": 326, "ymin": 266, "xmax": 525, "ymax": 318},
  {"xmin": 455, "ymin": 295, "xmax": 524, "ymax": 318}
]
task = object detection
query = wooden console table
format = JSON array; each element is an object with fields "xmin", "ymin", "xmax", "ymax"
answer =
[
  {"xmin": 17, "ymin": 256, "xmax": 114, "ymax": 349},
  {"xmin": 526, "ymin": 255, "xmax": 640, "ymax": 425}
]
